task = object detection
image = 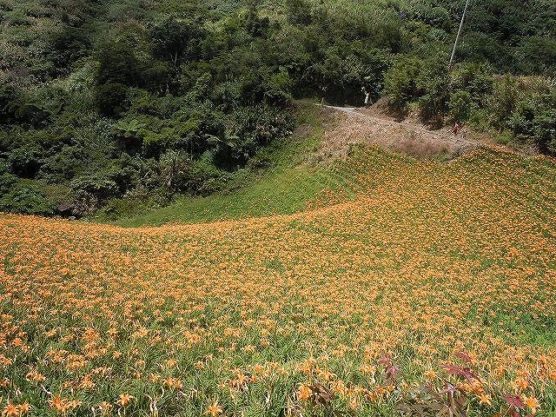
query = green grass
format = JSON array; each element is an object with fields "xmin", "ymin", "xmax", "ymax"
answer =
[{"xmin": 488, "ymin": 310, "xmax": 556, "ymax": 347}]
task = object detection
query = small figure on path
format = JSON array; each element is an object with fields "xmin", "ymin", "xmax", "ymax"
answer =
[
  {"xmin": 321, "ymin": 85, "xmax": 328, "ymax": 105},
  {"xmin": 452, "ymin": 121, "xmax": 462, "ymax": 136},
  {"xmin": 361, "ymin": 86, "xmax": 372, "ymax": 107}
]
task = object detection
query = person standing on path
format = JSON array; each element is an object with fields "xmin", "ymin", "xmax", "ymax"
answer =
[
  {"xmin": 452, "ymin": 121, "xmax": 462, "ymax": 136},
  {"xmin": 362, "ymin": 86, "xmax": 372, "ymax": 107}
]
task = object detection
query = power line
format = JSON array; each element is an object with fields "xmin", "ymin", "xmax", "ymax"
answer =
[{"xmin": 449, "ymin": 0, "xmax": 471, "ymax": 69}]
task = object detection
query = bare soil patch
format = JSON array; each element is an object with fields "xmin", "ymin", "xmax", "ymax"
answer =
[{"xmin": 314, "ymin": 103, "xmax": 478, "ymax": 162}]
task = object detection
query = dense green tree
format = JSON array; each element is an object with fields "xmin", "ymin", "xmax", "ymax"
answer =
[
  {"xmin": 158, "ymin": 150, "xmax": 191, "ymax": 192},
  {"xmin": 285, "ymin": 0, "xmax": 312, "ymax": 25},
  {"xmin": 96, "ymin": 42, "xmax": 140, "ymax": 86},
  {"xmin": 450, "ymin": 63, "xmax": 494, "ymax": 106},
  {"xmin": 94, "ymin": 83, "xmax": 129, "ymax": 117},
  {"xmin": 488, "ymin": 76, "xmax": 520, "ymax": 129},
  {"xmin": 0, "ymin": 186, "xmax": 55, "ymax": 215},
  {"xmin": 516, "ymin": 37, "xmax": 556, "ymax": 76},
  {"xmin": 48, "ymin": 26, "xmax": 91, "ymax": 73},
  {"xmin": 7, "ymin": 144, "xmax": 43, "ymax": 178},
  {"xmin": 244, "ymin": 2, "xmax": 270, "ymax": 38},
  {"xmin": 416, "ymin": 54, "xmax": 450, "ymax": 122},
  {"xmin": 449, "ymin": 90, "xmax": 473, "ymax": 122},
  {"xmin": 151, "ymin": 18, "xmax": 206, "ymax": 66},
  {"xmin": 384, "ymin": 57, "xmax": 423, "ymax": 111},
  {"xmin": 510, "ymin": 88, "xmax": 556, "ymax": 153},
  {"xmin": 0, "ymin": 86, "xmax": 20, "ymax": 124}
]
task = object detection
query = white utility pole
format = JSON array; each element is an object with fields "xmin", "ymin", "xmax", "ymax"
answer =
[{"xmin": 449, "ymin": 0, "xmax": 471, "ymax": 69}]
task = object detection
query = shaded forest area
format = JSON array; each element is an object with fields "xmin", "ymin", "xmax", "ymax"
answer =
[{"xmin": 1, "ymin": 0, "xmax": 555, "ymax": 216}]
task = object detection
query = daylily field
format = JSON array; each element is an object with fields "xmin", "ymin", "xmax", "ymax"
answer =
[{"xmin": 1, "ymin": 146, "xmax": 555, "ymax": 416}]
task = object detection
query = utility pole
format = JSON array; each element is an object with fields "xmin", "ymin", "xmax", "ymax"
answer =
[{"xmin": 449, "ymin": 0, "xmax": 471, "ymax": 70}]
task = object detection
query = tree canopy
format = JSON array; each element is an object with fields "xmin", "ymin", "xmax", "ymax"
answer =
[{"xmin": 0, "ymin": 0, "xmax": 554, "ymax": 217}]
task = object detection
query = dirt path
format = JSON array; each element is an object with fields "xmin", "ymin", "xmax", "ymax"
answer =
[{"xmin": 316, "ymin": 104, "xmax": 478, "ymax": 161}]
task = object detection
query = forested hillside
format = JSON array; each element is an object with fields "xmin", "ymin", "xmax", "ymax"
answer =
[{"xmin": 1, "ymin": 0, "xmax": 555, "ymax": 217}]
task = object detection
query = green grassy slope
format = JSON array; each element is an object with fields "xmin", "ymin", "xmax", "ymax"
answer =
[{"xmin": 93, "ymin": 105, "xmax": 355, "ymax": 226}]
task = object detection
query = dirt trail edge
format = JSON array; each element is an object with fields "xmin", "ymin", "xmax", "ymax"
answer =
[{"xmin": 316, "ymin": 104, "xmax": 478, "ymax": 161}]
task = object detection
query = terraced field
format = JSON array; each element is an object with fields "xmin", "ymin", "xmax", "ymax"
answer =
[{"xmin": 1, "ymin": 131, "xmax": 556, "ymax": 415}]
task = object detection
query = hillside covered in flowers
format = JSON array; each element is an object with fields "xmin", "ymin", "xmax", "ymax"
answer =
[{"xmin": 1, "ymin": 145, "xmax": 555, "ymax": 416}]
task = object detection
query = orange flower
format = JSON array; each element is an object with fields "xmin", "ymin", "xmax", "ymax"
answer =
[
  {"xmin": 25, "ymin": 369, "xmax": 46, "ymax": 383},
  {"xmin": 117, "ymin": 394, "xmax": 134, "ymax": 408},
  {"xmin": 477, "ymin": 393, "xmax": 492, "ymax": 406},
  {"xmin": 97, "ymin": 402, "xmax": 113, "ymax": 416},
  {"xmin": 523, "ymin": 396, "xmax": 540, "ymax": 414},
  {"xmin": 298, "ymin": 384, "xmax": 312, "ymax": 401},
  {"xmin": 163, "ymin": 377, "xmax": 183, "ymax": 390},
  {"xmin": 49, "ymin": 396, "xmax": 66, "ymax": 414},
  {"xmin": 2, "ymin": 403, "xmax": 20, "ymax": 417},
  {"xmin": 424, "ymin": 369, "xmax": 437, "ymax": 381},
  {"xmin": 514, "ymin": 377, "xmax": 529, "ymax": 391},
  {"xmin": 17, "ymin": 404, "xmax": 30, "ymax": 415},
  {"xmin": 1, "ymin": 144, "xmax": 556, "ymax": 415},
  {"xmin": 205, "ymin": 401, "xmax": 223, "ymax": 416}
]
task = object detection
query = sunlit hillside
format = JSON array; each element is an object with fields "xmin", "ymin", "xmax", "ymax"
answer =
[
  {"xmin": 1, "ymin": 139, "xmax": 555, "ymax": 416},
  {"xmin": 2, "ymin": 0, "xmax": 555, "ymax": 414}
]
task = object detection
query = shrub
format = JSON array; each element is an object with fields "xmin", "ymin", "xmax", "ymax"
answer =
[
  {"xmin": 39, "ymin": 145, "xmax": 87, "ymax": 182},
  {"xmin": 95, "ymin": 42, "xmax": 140, "ymax": 86},
  {"xmin": 516, "ymin": 36, "xmax": 556, "ymax": 77},
  {"xmin": 264, "ymin": 70, "xmax": 293, "ymax": 106},
  {"xmin": 94, "ymin": 83, "xmax": 129, "ymax": 117},
  {"xmin": 0, "ymin": 85, "xmax": 20, "ymax": 124},
  {"xmin": 407, "ymin": 4, "xmax": 450, "ymax": 30},
  {"xmin": 533, "ymin": 109, "xmax": 556, "ymax": 154},
  {"xmin": 72, "ymin": 175, "xmax": 119, "ymax": 198},
  {"xmin": 0, "ymin": 171, "xmax": 17, "ymax": 195},
  {"xmin": 48, "ymin": 26, "xmax": 91, "ymax": 73},
  {"xmin": 509, "ymin": 90, "xmax": 556, "ymax": 154},
  {"xmin": 0, "ymin": 184, "xmax": 55, "ymax": 215},
  {"xmin": 71, "ymin": 174, "xmax": 120, "ymax": 211},
  {"xmin": 216, "ymin": 106, "xmax": 293, "ymax": 167},
  {"xmin": 6, "ymin": 144, "xmax": 43, "ymax": 178},
  {"xmin": 449, "ymin": 91, "xmax": 473, "ymax": 122},
  {"xmin": 151, "ymin": 18, "xmax": 206, "ymax": 65},
  {"xmin": 286, "ymin": 0, "xmax": 312, "ymax": 25},
  {"xmin": 190, "ymin": 156, "xmax": 229, "ymax": 195},
  {"xmin": 415, "ymin": 55, "xmax": 450, "ymax": 122},
  {"xmin": 158, "ymin": 150, "xmax": 192, "ymax": 192},
  {"xmin": 450, "ymin": 63, "xmax": 494, "ymax": 106},
  {"xmin": 488, "ymin": 76, "xmax": 520, "ymax": 129},
  {"xmin": 244, "ymin": 4, "xmax": 270, "ymax": 38},
  {"xmin": 384, "ymin": 57, "xmax": 423, "ymax": 110},
  {"xmin": 13, "ymin": 102, "xmax": 51, "ymax": 128}
]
